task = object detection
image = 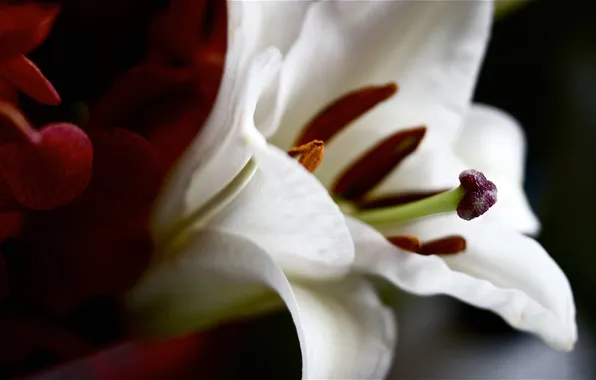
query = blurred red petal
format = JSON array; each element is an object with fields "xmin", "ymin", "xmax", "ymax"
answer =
[
  {"xmin": 0, "ymin": 315, "xmax": 92, "ymax": 369},
  {"xmin": 6, "ymin": 127, "xmax": 162, "ymax": 315},
  {"xmin": 0, "ymin": 78, "xmax": 18, "ymax": 104},
  {"xmin": 149, "ymin": 0, "xmax": 208, "ymax": 62},
  {"xmin": 91, "ymin": 63, "xmax": 195, "ymax": 129},
  {"xmin": 0, "ymin": 123, "xmax": 93, "ymax": 210},
  {"xmin": 0, "ymin": 3, "xmax": 61, "ymax": 61},
  {"xmin": 142, "ymin": 92, "xmax": 211, "ymax": 167},
  {"xmin": 46, "ymin": 220, "xmax": 153, "ymax": 296},
  {"xmin": 73, "ymin": 127, "xmax": 163, "ymax": 222},
  {"xmin": 26, "ymin": 325, "xmax": 245, "ymax": 380},
  {"xmin": 0, "ymin": 211, "xmax": 23, "ymax": 243},
  {"xmin": 2, "ymin": 55, "xmax": 61, "ymax": 105},
  {"xmin": 7, "ymin": 233, "xmax": 80, "ymax": 315},
  {"xmin": 0, "ymin": 177, "xmax": 19, "ymax": 211},
  {"xmin": 0, "ymin": 100, "xmax": 39, "ymax": 144}
]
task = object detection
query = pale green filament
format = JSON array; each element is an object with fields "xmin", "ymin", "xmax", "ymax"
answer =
[
  {"xmin": 154, "ymin": 159, "xmax": 258, "ymax": 256},
  {"xmin": 354, "ymin": 187, "xmax": 465, "ymax": 225}
]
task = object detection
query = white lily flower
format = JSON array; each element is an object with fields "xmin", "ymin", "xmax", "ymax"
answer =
[
  {"xmin": 127, "ymin": 1, "xmax": 577, "ymax": 379},
  {"xmin": 264, "ymin": 0, "xmax": 575, "ymax": 350}
]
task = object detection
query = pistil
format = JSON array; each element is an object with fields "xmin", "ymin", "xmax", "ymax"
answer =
[{"xmin": 354, "ymin": 169, "xmax": 497, "ymax": 225}]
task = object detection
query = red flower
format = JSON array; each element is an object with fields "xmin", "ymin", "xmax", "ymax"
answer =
[{"xmin": 0, "ymin": 0, "xmax": 228, "ymax": 377}]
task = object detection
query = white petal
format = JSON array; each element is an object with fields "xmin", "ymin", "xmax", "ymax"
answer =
[
  {"xmin": 457, "ymin": 104, "xmax": 526, "ymax": 182},
  {"xmin": 230, "ymin": 1, "xmax": 319, "ymax": 137},
  {"xmin": 230, "ymin": 0, "xmax": 316, "ymax": 63},
  {"xmin": 127, "ymin": 230, "xmax": 396, "ymax": 380},
  {"xmin": 152, "ymin": 47, "xmax": 281, "ymax": 234},
  {"xmin": 127, "ymin": 230, "xmax": 284, "ymax": 336},
  {"xmin": 482, "ymin": 175, "xmax": 541, "ymax": 235},
  {"xmin": 208, "ymin": 142, "xmax": 354, "ymax": 280},
  {"xmin": 348, "ymin": 216, "xmax": 577, "ymax": 351},
  {"xmin": 292, "ymin": 278, "xmax": 396, "ymax": 380},
  {"xmin": 269, "ymin": 1, "xmax": 492, "ymax": 151},
  {"xmin": 456, "ymin": 104, "xmax": 540, "ymax": 234}
]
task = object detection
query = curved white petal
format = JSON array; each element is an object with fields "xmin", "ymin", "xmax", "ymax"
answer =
[
  {"xmin": 269, "ymin": 1, "xmax": 492, "ymax": 151},
  {"xmin": 457, "ymin": 104, "xmax": 526, "ymax": 182},
  {"xmin": 127, "ymin": 230, "xmax": 395, "ymax": 380},
  {"xmin": 127, "ymin": 230, "xmax": 283, "ymax": 337},
  {"xmin": 153, "ymin": 46, "xmax": 281, "ymax": 233},
  {"xmin": 456, "ymin": 104, "xmax": 540, "ymax": 234},
  {"xmin": 482, "ymin": 175, "xmax": 541, "ymax": 235},
  {"xmin": 348, "ymin": 216, "xmax": 576, "ymax": 351},
  {"xmin": 293, "ymin": 278, "xmax": 396, "ymax": 380},
  {"xmin": 230, "ymin": 1, "xmax": 319, "ymax": 138},
  {"xmin": 230, "ymin": 0, "xmax": 316, "ymax": 63},
  {"xmin": 208, "ymin": 141, "xmax": 354, "ymax": 280}
]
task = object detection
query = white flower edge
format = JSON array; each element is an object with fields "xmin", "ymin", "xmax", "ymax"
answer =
[
  {"xmin": 127, "ymin": 229, "xmax": 396, "ymax": 380},
  {"xmin": 348, "ymin": 215, "xmax": 576, "ymax": 351},
  {"xmin": 455, "ymin": 104, "xmax": 541, "ymax": 235}
]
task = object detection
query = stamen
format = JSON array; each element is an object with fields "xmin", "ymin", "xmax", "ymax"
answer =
[
  {"xmin": 354, "ymin": 169, "xmax": 497, "ymax": 225},
  {"xmin": 294, "ymin": 83, "xmax": 398, "ymax": 146},
  {"xmin": 388, "ymin": 235, "xmax": 421, "ymax": 252},
  {"xmin": 332, "ymin": 126, "xmax": 426, "ymax": 201},
  {"xmin": 388, "ymin": 234, "xmax": 467, "ymax": 256},
  {"xmin": 419, "ymin": 236, "xmax": 467, "ymax": 256},
  {"xmin": 288, "ymin": 140, "xmax": 324, "ymax": 172}
]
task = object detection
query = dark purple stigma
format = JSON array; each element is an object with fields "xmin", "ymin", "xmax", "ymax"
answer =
[{"xmin": 457, "ymin": 169, "xmax": 498, "ymax": 221}]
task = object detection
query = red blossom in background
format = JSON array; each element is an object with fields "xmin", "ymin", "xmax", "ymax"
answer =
[{"xmin": 0, "ymin": 0, "xmax": 228, "ymax": 378}]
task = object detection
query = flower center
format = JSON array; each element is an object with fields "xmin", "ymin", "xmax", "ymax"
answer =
[{"xmin": 292, "ymin": 82, "xmax": 499, "ymax": 255}]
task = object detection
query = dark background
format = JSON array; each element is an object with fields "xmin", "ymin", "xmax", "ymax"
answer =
[{"xmin": 219, "ymin": 1, "xmax": 596, "ymax": 379}]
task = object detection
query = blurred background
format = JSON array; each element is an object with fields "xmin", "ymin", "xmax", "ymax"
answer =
[{"xmin": 217, "ymin": 1, "xmax": 596, "ymax": 379}]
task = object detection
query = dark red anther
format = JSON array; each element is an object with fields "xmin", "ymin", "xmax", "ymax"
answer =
[
  {"xmin": 295, "ymin": 83, "xmax": 398, "ymax": 147},
  {"xmin": 457, "ymin": 169, "xmax": 498, "ymax": 221},
  {"xmin": 419, "ymin": 236, "xmax": 467, "ymax": 256},
  {"xmin": 388, "ymin": 235, "xmax": 421, "ymax": 253},
  {"xmin": 388, "ymin": 235, "xmax": 467, "ymax": 256},
  {"xmin": 332, "ymin": 127, "xmax": 426, "ymax": 201}
]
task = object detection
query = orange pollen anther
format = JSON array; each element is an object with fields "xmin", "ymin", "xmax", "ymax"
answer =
[{"xmin": 287, "ymin": 140, "xmax": 325, "ymax": 173}]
